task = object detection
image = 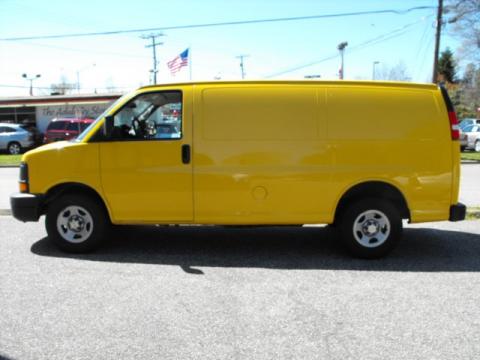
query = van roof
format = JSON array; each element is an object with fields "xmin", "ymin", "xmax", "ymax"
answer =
[{"xmin": 139, "ymin": 80, "xmax": 438, "ymax": 91}]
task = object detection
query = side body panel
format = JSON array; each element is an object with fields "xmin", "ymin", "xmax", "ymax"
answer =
[
  {"xmin": 193, "ymin": 84, "xmax": 334, "ymax": 224},
  {"xmin": 326, "ymin": 85, "xmax": 453, "ymax": 223}
]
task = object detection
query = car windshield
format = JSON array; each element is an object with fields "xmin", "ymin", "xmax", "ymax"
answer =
[{"xmin": 75, "ymin": 93, "xmax": 132, "ymax": 142}]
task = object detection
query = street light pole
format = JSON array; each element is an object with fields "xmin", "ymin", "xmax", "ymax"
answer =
[
  {"xmin": 337, "ymin": 42, "xmax": 348, "ymax": 80},
  {"xmin": 22, "ymin": 73, "xmax": 41, "ymax": 96},
  {"xmin": 372, "ymin": 61, "xmax": 380, "ymax": 80}
]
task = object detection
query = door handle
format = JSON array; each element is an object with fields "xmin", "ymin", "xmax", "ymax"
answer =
[{"xmin": 182, "ymin": 144, "xmax": 191, "ymax": 164}]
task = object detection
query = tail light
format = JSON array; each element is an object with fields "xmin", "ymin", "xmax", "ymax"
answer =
[
  {"xmin": 440, "ymin": 85, "xmax": 459, "ymax": 140},
  {"xmin": 448, "ymin": 111, "xmax": 459, "ymax": 140}
]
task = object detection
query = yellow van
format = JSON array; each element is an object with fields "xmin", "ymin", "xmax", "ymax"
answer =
[{"xmin": 10, "ymin": 81, "xmax": 465, "ymax": 258}]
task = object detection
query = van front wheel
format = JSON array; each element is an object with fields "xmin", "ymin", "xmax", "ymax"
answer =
[
  {"xmin": 337, "ymin": 198, "xmax": 402, "ymax": 259},
  {"xmin": 46, "ymin": 194, "xmax": 108, "ymax": 253}
]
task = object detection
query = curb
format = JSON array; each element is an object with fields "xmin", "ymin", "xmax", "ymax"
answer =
[
  {"xmin": 0, "ymin": 165, "xmax": 19, "ymax": 168},
  {"xmin": 467, "ymin": 209, "xmax": 480, "ymax": 220},
  {"xmin": 0, "ymin": 209, "xmax": 11, "ymax": 216}
]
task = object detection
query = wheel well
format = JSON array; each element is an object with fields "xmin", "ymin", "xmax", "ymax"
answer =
[
  {"xmin": 43, "ymin": 183, "xmax": 110, "ymax": 220},
  {"xmin": 334, "ymin": 181, "xmax": 410, "ymax": 222}
]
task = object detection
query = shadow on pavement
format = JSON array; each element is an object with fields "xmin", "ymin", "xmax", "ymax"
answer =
[
  {"xmin": 31, "ymin": 225, "xmax": 480, "ymax": 273},
  {"xmin": 0, "ymin": 354, "xmax": 15, "ymax": 360}
]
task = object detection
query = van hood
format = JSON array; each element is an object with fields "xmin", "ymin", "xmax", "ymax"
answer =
[{"xmin": 22, "ymin": 141, "xmax": 76, "ymax": 162}]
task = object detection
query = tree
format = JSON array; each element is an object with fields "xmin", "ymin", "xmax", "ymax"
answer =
[
  {"xmin": 437, "ymin": 48, "xmax": 457, "ymax": 83},
  {"xmin": 449, "ymin": 62, "xmax": 480, "ymax": 119},
  {"xmin": 444, "ymin": 0, "xmax": 480, "ymax": 61},
  {"xmin": 376, "ymin": 62, "xmax": 411, "ymax": 81}
]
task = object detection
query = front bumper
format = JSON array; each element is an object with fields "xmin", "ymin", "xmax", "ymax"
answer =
[
  {"xmin": 449, "ymin": 203, "xmax": 466, "ymax": 222},
  {"xmin": 10, "ymin": 193, "xmax": 44, "ymax": 222}
]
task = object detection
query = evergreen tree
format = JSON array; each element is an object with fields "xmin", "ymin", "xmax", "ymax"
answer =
[{"xmin": 437, "ymin": 48, "xmax": 457, "ymax": 83}]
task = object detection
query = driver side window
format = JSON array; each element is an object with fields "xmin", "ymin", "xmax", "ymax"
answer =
[{"xmin": 112, "ymin": 91, "xmax": 182, "ymax": 141}]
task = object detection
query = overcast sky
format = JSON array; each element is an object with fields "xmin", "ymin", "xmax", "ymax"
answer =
[{"xmin": 0, "ymin": 0, "xmax": 460, "ymax": 97}]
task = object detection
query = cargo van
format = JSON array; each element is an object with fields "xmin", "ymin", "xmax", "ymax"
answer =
[{"xmin": 10, "ymin": 81, "xmax": 465, "ymax": 258}]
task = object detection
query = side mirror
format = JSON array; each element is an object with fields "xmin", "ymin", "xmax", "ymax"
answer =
[{"xmin": 103, "ymin": 115, "xmax": 114, "ymax": 138}]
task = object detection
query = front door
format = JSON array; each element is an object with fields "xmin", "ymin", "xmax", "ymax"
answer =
[{"xmin": 99, "ymin": 88, "xmax": 193, "ymax": 223}]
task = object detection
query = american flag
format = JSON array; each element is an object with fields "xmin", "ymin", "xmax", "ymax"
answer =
[{"xmin": 167, "ymin": 48, "xmax": 189, "ymax": 75}]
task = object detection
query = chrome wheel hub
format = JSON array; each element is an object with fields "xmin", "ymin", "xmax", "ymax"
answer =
[
  {"xmin": 57, "ymin": 205, "xmax": 94, "ymax": 243},
  {"xmin": 67, "ymin": 215, "xmax": 85, "ymax": 232},
  {"xmin": 353, "ymin": 210, "xmax": 390, "ymax": 248},
  {"xmin": 363, "ymin": 220, "xmax": 380, "ymax": 236}
]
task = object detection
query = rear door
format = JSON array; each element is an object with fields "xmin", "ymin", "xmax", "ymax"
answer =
[{"xmin": 98, "ymin": 88, "xmax": 193, "ymax": 223}]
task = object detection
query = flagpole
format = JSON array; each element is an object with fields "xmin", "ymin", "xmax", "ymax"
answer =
[{"xmin": 189, "ymin": 47, "xmax": 192, "ymax": 81}]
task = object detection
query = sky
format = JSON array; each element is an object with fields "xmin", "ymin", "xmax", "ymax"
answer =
[{"xmin": 0, "ymin": 0, "xmax": 463, "ymax": 97}]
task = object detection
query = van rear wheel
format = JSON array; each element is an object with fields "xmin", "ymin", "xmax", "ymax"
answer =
[
  {"xmin": 46, "ymin": 194, "xmax": 108, "ymax": 253},
  {"xmin": 337, "ymin": 198, "xmax": 402, "ymax": 259}
]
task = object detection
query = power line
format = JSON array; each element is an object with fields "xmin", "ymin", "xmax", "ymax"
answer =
[
  {"xmin": 265, "ymin": 16, "xmax": 432, "ymax": 78},
  {"xmin": 10, "ymin": 40, "xmax": 149, "ymax": 59},
  {"xmin": 0, "ymin": 6, "xmax": 435, "ymax": 41},
  {"xmin": 413, "ymin": 20, "xmax": 433, "ymax": 80}
]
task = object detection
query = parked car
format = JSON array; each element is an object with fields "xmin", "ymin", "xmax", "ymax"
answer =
[
  {"xmin": 460, "ymin": 124, "xmax": 480, "ymax": 152},
  {"xmin": 459, "ymin": 118, "xmax": 480, "ymax": 131},
  {"xmin": 44, "ymin": 118, "xmax": 94, "ymax": 143},
  {"xmin": 0, "ymin": 123, "xmax": 36, "ymax": 154}
]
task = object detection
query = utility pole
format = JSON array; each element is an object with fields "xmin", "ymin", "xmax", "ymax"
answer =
[
  {"xmin": 76, "ymin": 63, "xmax": 96, "ymax": 94},
  {"xmin": 22, "ymin": 73, "xmax": 41, "ymax": 96},
  {"xmin": 236, "ymin": 55, "xmax": 249, "ymax": 79},
  {"xmin": 432, "ymin": 0, "xmax": 443, "ymax": 83},
  {"xmin": 337, "ymin": 42, "xmax": 348, "ymax": 80},
  {"xmin": 372, "ymin": 61, "xmax": 380, "ymax": 80},
  {"xmin": 141, "ymin": 33, "xmax": 164, "ymax": 84}
]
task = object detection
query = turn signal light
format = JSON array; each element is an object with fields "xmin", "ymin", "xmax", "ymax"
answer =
[{"xmin": 19, "ymin": 182, "xmax": 29, "ymax": 193}]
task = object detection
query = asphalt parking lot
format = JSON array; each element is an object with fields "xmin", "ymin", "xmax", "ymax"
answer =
[{"xmin": 1, "ymin": 217, "xmax": 480, "ymax": 359}]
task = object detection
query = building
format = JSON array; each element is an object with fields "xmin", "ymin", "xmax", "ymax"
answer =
[{"xmin": 0, "ymin": 93, "xmax": 122, "ymax": 133}]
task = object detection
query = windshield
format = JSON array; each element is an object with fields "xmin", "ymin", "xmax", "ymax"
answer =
[{"xmin": 75, "ymin": 93, "xmax": 132, "ymax": 142}]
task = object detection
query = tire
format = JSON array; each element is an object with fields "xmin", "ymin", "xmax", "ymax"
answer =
[
  {"xmin": 475, "ymin": 140, "xmax": 480, "ymax": 153},
  {"xmin": 460, "ymin": 146, "xmax": 466, "ymax": 152},
  {"xmin": 45, "ymin": 194, "xmax": 109, "ymax": 253},
  {"xmin": 7, "ymin": 142, "xmax": 21, "ymax": 155},
  {"xmin": 337, "ymin": 198, "xmax": 402, "ymax": 259}
]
